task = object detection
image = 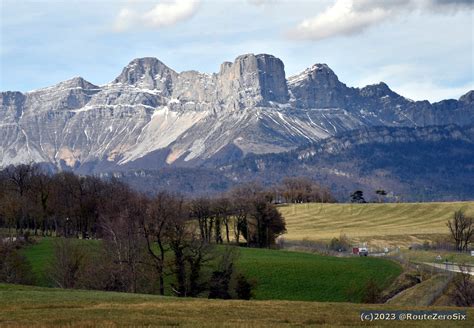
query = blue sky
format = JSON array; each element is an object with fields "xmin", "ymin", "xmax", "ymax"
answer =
[{"xmin": 1, "ymin": 0, "xmax": 473, "ymax": 102}]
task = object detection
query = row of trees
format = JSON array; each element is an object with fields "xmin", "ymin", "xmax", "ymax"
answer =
[
  {"xmin": 0, "ymin": 165, "xmax": 335, "ymax": 242},
  {"xmin": 350, "ymin": 190, "xmax": 391, "ymax": 203}
]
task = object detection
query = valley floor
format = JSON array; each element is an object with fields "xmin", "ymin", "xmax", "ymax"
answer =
[{"xmin": 0, "ymin": 284, "xmax": 472, "ymax": 327}]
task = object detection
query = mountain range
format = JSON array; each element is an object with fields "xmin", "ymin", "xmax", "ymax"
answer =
[{"xmin": 1, "ymin": 53, "xmax": 473, "ymax": 200}]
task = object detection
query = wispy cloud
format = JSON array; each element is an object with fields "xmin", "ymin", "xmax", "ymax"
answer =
[
  {"xmin": 288, "ymin": 0, "xmax": 473, "ymax": 41},
  {"xmin": 114, "ymin": 0, "xmax": 201, "ymax": 32}
]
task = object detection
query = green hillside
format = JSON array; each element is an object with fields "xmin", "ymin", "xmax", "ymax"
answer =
[{"xmin": 21, "ymin": 238, "xmax": 401, "ymax": 302}]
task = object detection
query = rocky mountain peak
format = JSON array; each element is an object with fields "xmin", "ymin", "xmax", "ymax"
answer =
[
  {"xmin": 460, "ymin": 90, "xmax": 474, "ymax": 105},
  {"xmin": 217, "ymin": 53, "xmax": 288, "ymax": 109},
  {"xmin": 359, "ymin": 82, "xmax": 400, "ymax": 99},
  {"xmin": 56, "ymin": 77, "xmax": 99, "ymax": 90},
  {"xmin": 288, "ymin": 64, "xmax": 339, "ymax": 86},
  {"xmin": 25, "ymin": 77, "xmax": 99, "ymax": 94},
  {"xmin": 288, "ymin": 63, "xmax": 349, "ymax": 109},
  {"xmin": 113, "ymin": 57, "xmax": 178, "ymax": 95}
]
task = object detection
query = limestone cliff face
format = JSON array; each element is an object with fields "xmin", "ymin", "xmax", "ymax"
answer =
[
  {"xmin": 288, "ymin": 64, "xmax": 352, "ymax": 109},
  {"xmin": 217, "ymin": 54, "xmax": 288, "ymax": 110},
  {"xmin": 0, "ymin": 91, "xmax": 25, "ymax": 122},
  {"xmin": 0, "ymin": 53, "xmax": 472, "ymax": 171}
]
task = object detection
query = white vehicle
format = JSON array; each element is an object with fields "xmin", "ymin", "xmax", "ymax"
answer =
[{"xmin": 359, "ymin": 247, "xmax": 369, "ymax": 256}]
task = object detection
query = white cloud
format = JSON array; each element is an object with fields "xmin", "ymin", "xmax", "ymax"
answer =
[
  {"xmin": 114, "ymin": 0, "xmax": 201, "ymax": 32},
  {"xmin": 354, "ymin": 63, "xmax": 473, "ymax": 102},
  {"xmin": 393, "ymin": 81, "xmax": 474, "ymax": 102},
  {"xmin": 288, "ymin": 0, "xmax": 473, "ymax": 41}
]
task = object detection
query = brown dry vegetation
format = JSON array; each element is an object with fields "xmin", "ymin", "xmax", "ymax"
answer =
[
  {"xmin": 278, "ymin": 202, "xmax": 474, "ymax": 247},
  {"xmin": 1, "ymin": 284, "xmax": 473, "ymax": 327},
  {"xmin": 386, "ymin": 274, "xmax": 453, "ymax": 306}
]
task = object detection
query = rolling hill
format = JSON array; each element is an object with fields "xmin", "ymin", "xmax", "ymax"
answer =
[
  {"xmin": 278, "ymin": 201, "xmax": 474, "ymax": 244},
  {"xmin": 21, "ymin": 238, "xmax": 401, "ymax": 302}
]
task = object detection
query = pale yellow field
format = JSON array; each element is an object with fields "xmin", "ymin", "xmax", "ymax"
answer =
[{"xmin": 278, "ymin": 202, "xmax": 474, "ymax": 245}]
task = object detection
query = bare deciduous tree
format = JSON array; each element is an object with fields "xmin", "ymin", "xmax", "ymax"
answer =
[
  {"xmin": 141, "ymin": 192, "xmax": 175, "ymax": 295},
  {"xmin": 47, "ymin": 238, "xmax": 86, "ymax": 289},
  {"xmin": 447, "ymin": 211, "xmax": 473, "ymax": 252}
]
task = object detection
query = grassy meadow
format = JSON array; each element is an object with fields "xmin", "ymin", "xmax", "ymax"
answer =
[
  {"xmin": 237, "ymin": 247, "xmax": 401, "ymax": 302},
  {"xmin": 278, "ymin": 201, "xmax": 474, "ymax": 245},
  {"xmin": 1, "ymin": 283, "xmax": 472, "ymax": 327},
  {"xmin": 20, "ymin": 238, "xmax": 401, "ymax": 302}
]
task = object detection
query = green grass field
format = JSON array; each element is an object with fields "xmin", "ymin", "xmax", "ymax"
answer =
[
  {"xmin": 1, "ymin": 284, "xmax": 472, "ymax": 327},
  {"xmin": 278, "ymin": 202, "xmax": 474, "ymax": 244},
  {"xmin": 237, "ymin": 247, "xmax": 401, "ymax": 302},
  {"xmin": 21, "ymin": 238, "xmax": 401, "ymax": 302}
]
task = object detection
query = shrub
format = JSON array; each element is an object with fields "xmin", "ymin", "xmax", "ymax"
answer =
[
  {"xmin": 0, "ymin": 241, "xmax": 34, "ymax": 285},
  {"xmin": 235, "ymin": 273, "xmax": 253, "ymax": 300},
  {"xmin": 46, "ymin": 239, "xmax": 87, "ymax": 289},
  {"xmin": 329, "ymin": 233, "xmax": 351, "ymax": 252},
  {"xmin": 422, "ymin": 240, "xmax": 431, "ymax": 250},
  {"xmin": 209, "ymin": 270, "xmax": 233, "ymax": 299},
  {"xmin": 362, "ymin": 278, "xmax": 382, "ymax": 303}
]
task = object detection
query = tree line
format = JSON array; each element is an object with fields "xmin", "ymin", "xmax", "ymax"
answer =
[
  {"xmin": 0, "ymin": 164, "xmax": 335, "ymax": 298},
  {"xmin": 0, "ymin": 165, "xmax": 334, "ymax": 241}
]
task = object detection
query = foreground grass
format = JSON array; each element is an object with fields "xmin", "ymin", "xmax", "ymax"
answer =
[
  {"xmin": 21, "ymin": 238, "xmax": 402, "ymax": 302},
  {"xmin": 0, "ymin": 284, "xmax": 472, "ymax": 327},
  {"xmin": 278, "ymin": 202, "xmax": 474, "ymax": 243}
]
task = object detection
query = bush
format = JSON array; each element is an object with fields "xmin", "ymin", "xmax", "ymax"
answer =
[
  {"xmin": 209, "ymin": 270, "xmax": 233, "ymax": 299},
  {"xmin": 0, "ymin": 241, "xmax": 34, "ymax": 285},
  {"xmin": 422, "ymin": 241, "xmax": 431, "ymax": 250},
  {"xmin": 235, "ymin": 273, "xmax": 253, "ymax": 300},
  {"xmin": 46, "ymin": 239, "xmax": 87, "ymax": 289},
  {"xmin": 329, "ymin": 233, "xmax": 351, "ymax": 252},
  {"xmin": 362, "ymin": 278, "xmax": 382, "ymax": 303}
]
